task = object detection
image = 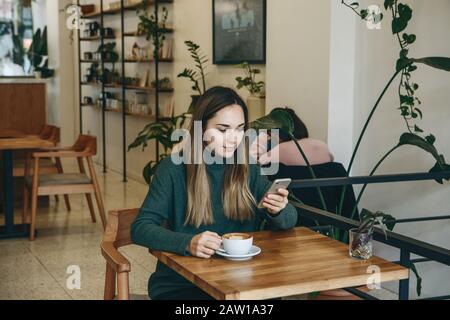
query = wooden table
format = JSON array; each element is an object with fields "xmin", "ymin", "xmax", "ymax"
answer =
[
  {"xmin": 0, "ymin": 130, "xmax": 55, "ymax": 239},
  {"xmin": 151, "ymin": 227, "xmax": 409, "ymax": 300}
]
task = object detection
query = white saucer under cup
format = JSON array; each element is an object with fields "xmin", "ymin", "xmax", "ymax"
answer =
[{"xmin": 216, "ymin": 245, "xmax": 262, "ymax": 261}]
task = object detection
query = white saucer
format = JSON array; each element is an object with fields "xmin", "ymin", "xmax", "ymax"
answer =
[{"xmin": 215, "ymin": 245, "xmax": 262, "ymax": 261}]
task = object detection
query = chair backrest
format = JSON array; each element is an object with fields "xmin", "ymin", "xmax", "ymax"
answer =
[
  {"xmin": 103, "ymin": 208, "xmax": 139, "ymax": 248},
  {"xmin": 71, "ymin": 135, "xmax": 97, "ymax": 156},
  {"xmin": 39, "ymin": 125, "xmax": 60, "ymax": 144},
  {"xmin": 266, "ymin": 162, "xmax": 359, "ymax": 226}
]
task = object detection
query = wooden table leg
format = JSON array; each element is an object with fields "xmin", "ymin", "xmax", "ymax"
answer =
[{"xmin": 0, "ymin": 150, "xmax": 30, "ymax": 239}]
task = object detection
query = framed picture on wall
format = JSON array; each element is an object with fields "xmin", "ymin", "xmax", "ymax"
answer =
[{"xmin": 213, "ymin": 0, "xmax": 266, "ymax": 65}]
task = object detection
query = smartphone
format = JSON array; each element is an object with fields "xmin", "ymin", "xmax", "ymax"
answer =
[{"xmin": 257, "ymin": 178, "xmax": 292, "ymax": 209}]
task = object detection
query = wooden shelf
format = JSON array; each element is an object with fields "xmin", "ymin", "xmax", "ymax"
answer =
[
  {"xmin": 81, "ymin": 0, "xmax": 174, "ymax": 19},
  {"xmin": 123, "ymin": 85, "xmax": 174, "ymax": 92},
  {"xmin": 80, "ymin": 36, "xmax": 115, "ymax": 41},
  {"xmin": 80, "ymin": 60, "xmax": 116, "ymax": 63},
  {"xmin": 81, "ymin": 82, "xmax": 174, "ymax": 93},
  {"xmin": 81, "ymin": 59, "xmax": 174, "ymax": 64},
  {"xmin": 123, "ymin": 27, "xmax": 174, "ymax": 37},
  {"xmin": 83, "ymin": 104, "xmax": 173, "ymax": 121},
  {"xmin": 124, "ymin": 58, "xmax": 173, "ymax": 63},
  {"xmin": 78, "ymin": 0, "xmax": 175, "ymax": 181}
]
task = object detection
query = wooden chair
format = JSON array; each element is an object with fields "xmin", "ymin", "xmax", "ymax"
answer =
[
  {"xmin": 13, "ymin": 125, "xmax": 71, "ymax": 210},
  {"xmin": 23, "ymin": 135, "xmax": 107, "ymax": 240},
  {"xmin": 101, "ymin": 208, "xmax": 139, "ymax": 300}
]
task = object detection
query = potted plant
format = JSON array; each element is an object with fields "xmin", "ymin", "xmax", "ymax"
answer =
[
  {"xmin": 137, "ymin": 6, "xmax": 168, "ymax": 59},
  {"xmin": 349, "ymin": 209, "xmax": 394, "ymax": 260},
  {"xmin": 151, "ymin": 77, "xmax": 171, "ymax": 90},
  {"xmin": 235, "ymin": 62, "xmax": 265, "ymax": 122},
  {"xmin": 177, "ymin": 40, "xmax": 209, "ymax": 113},
  {"xmin": 128, "ymin": 113, "xmax": 191, "ymax": 184},
  {"xmin": 97, "ymin": 42, "xmax": 119, "ymax": 73}
]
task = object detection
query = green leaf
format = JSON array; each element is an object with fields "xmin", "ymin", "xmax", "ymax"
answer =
[
  {"xmin": 400, "ymin": 49, "xmax": 409, "ymax": 58},
  {"xmin": 392, "ymin": 17, "xmax": 408, "ymax": 34},
  {"xmin": 249, "ymin": 109, "xmax": 294, "ymax": 135},
  {"xmin": 398, "ymin": 3, "xmax": 412, "ymax": 21},
  {"xmin": 398, "ymin": 133, "xmax": 450, "ymax": 184},
  {"xmin": 429, "ymin": 160, "xmax": 450, "ymax": 184},
  {"xmin": 414, "ymin": 108, "xmax": 423, "ymax": 119},
  {"xmin": 411, "ymin": 57, "xmax": 450, "ymax": 72},
  {"xmin": 402, "ymin": 33, "xmax": 416, "ymax": 44},
  {"xmin": 398, "ymin": 133, "xmax": 441, "ymax": 161},
  {"xmin": 425, "ymin": 134, "xmax": 436, "ymax": 145},
  {"xmin": 360, "ymin": 9, "xmax": 368, "ymax": 19},
  {"xmin": 384, "ymin": 0, "xmax": 394, "ymax": 10},
  {"xmin": 396, "ymin": 57, "xmax": 412, "ymax": 72},
  {"xmin": 409, "ymin": 262, "xmax": 422, "ymax": 296}
]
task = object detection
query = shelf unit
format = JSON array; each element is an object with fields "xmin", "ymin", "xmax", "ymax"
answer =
[{"xmin": 77, "ymin": 0, "xmax": 174, "ymax": 182}]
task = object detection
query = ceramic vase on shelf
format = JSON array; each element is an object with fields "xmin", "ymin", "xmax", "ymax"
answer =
[{"xmin": 246, "ymin": 94, "xmax": 266, "ymax": 123}]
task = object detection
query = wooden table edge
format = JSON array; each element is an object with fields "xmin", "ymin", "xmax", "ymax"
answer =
[
  {"xmin": 150, "ymin": 249, "xmax": 410, "ymax": 300},
  {"xmin": 150, "ymin": 250, "xmax": 229, "ymax": 300}
]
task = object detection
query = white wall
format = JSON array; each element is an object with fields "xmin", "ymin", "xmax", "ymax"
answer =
[
  {"xmin": 32, "ymin": 0, "xmax": 76, "ymax": 145},
  {"xmin": 329, "ymin": 0, "xmax": 450, "ymax": 298},
  {"xmin": 266, "ymin": 0, "xmax": 331, "ymax": 142}
]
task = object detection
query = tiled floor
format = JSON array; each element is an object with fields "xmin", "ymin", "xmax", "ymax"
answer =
[
  {"xmin": 0, "ymin": 161, "xmax": 154, "ymax": 300},
  {"xmin": 0, "ymin": 161, "xmax": 397, "ymax": 300}
]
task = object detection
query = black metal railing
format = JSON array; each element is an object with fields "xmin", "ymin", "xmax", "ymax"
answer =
[{"xmin": 288, "ymin": 170, "xmax": 450, "ymax": 300}]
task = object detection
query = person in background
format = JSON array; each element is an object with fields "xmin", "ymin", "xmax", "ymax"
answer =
[{"xmin": 250, "ymin": 107, "xmax": 334, "ymax": 166}]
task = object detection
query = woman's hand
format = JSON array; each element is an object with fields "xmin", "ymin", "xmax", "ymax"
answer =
[
  {"xmin": 262, "ymin": 188, "xmax": 289, "ymax": 215},
  {"xmin": 188, "ymin": 231, "xmax": 222, "ymax": 259}
]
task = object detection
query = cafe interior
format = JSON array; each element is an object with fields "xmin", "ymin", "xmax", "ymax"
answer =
[{"xmin": 0, "ymin": 0, "xmax": 449, "ymax": 301}]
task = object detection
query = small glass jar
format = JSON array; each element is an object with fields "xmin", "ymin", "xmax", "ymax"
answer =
[{"xmin": 349, "ymin": 228, "xmax": 373, "ymax": 260}]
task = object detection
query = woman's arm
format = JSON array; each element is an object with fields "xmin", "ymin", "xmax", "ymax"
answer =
[
  {"xmin": 131, "ymin": 159, "xmax": 194, "ymax": 256},
  {"xmin": 253, "ymin": 165, "xmax": 298, "ymax": 230}
]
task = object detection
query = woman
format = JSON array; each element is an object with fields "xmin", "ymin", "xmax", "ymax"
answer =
[
  {"xmin": 251, "ymin": 107, "xmax": 334, "ymax": 166},
  {"xmin": 131, "ymin": 87, "xmax": 298, "ymax": 300}
]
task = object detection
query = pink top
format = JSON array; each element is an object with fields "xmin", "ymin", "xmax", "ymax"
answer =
[{"xmin": 250, "ymin": 132, "xmax": 334, "ymax": 166}]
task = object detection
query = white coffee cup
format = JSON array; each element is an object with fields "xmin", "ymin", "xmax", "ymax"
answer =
[{"xmin": 220, "ymin": 233, "xmax": 253, "ymax": 255}]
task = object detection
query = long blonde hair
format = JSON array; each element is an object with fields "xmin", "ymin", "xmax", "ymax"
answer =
[{"xmin": 184, "ymin": 87, "xmax": 256, "ymax": 228}]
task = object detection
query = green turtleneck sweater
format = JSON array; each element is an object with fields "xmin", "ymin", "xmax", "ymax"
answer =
[{"xmin": 131, "ymin": 156, "xmax": 298, "ymax": 299}]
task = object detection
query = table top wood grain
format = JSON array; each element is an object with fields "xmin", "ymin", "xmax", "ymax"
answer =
[
  {"xmin": 0, "ymin": 130, "xmax": 54, "ymax": 150},
  {"xmin": 151, "ymin": 227, "xmax": 409, "ymax": 300}
]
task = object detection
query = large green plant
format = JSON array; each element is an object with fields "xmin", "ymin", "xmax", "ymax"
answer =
[
  {"xmin": 128, "ymin": 113, "xmax": 191, "ymax": 184},
  {"xmin": 338, "ymin": 1, "xmax": 450, "ymax": 223},
  {"xmin": 97, "ymin": 42, "xmax": 119, "ymax": 74},
  {"xmin": 178, "ymin": 40, "xmax": 209, "ymax": 96},
  {"xmin": 129, "ymin": 40, "xmax": 209, "ymax": 183},
  {"xmin": 235, "ymin": 62, "xmax": 265, "ymax": 96},
  {"xmin": 137, "ymin": 5, "xmax": 168, "ymax": 59}
]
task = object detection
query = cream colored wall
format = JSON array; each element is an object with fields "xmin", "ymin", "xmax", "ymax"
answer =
[
  {"xmin": 172, "ymin": 0, "xmax": 265, "ymax": 116},
  {"xmin": 266, "ymin": 0, "xmax": 331, "ymax": 142}
]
